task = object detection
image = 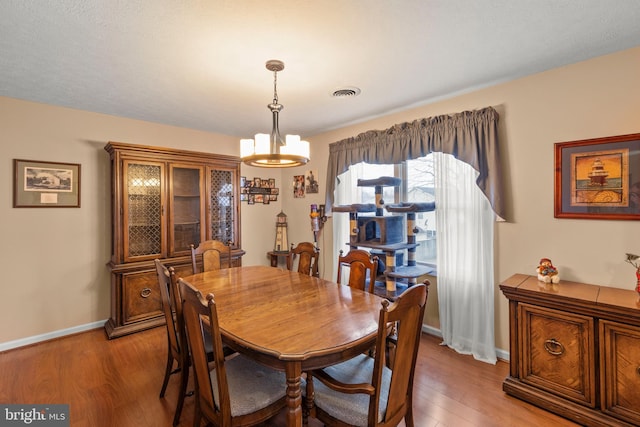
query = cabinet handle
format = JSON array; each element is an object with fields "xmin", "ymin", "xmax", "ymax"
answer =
[
  {"xmin": 637, "ymin": 367, "xmax": 640, "ymax": 376},
  {"xmin": 140, "ymin": 287, "xmax": 152, "ymax": 298},
  {"xmin": 543, "ymin": 338, "xmax": 565, "ymax": 356}
]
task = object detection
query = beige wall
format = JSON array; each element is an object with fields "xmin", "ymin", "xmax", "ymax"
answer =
[
  {"xmin": 2, "ymin": 47, "xmax": 639, "ymax": 354},
  {"xmin": 0, "ymin": 100, "xmax": 281, "ymax": 345}
]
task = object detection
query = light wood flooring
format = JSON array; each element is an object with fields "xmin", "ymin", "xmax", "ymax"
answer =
[{"xmin": 0, "ymin": 327, "xmax": 580, "ymax": 426}]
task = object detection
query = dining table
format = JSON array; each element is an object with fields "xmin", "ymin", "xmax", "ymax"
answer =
[{"xmin": 181, "ymin": 264, "xmax": 385, "ymax": 427}]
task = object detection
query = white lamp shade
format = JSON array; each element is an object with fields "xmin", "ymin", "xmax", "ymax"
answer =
[
  {"xmin": 281, "ymin": 135, "xmax": 310, "ymax": 158},
  {"xmin": 240, "ymin": 139, "xmax": 255, "ymax": 158},
  {"xmin": 254, "ymin": 133, "xmax": 270, "ymax": 154}
]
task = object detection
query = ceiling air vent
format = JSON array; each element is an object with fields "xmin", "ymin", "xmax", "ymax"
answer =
[{"xmin": 332, "ymin": 87, "xmax": 361, "ymax": 98}]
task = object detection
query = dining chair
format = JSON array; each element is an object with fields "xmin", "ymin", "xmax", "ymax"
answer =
[
  {"xmin": 336, "ymin": 249, "xmax": 379, "ymax": 293},
  {"xmin": 178, "ymin": 278, "xmax": 287, "ymax": 427},
  {"xmin": 289, "ymin": 242, "xmax": 319, "ymax": 277},
  {"xmin": 190, "ymin": 239, "xmax": 231, "ymax": 274},
  {"xmin": 155, "ymin": 259, "xmax": 191, "ymax": 426},
  {"xmin": 304, "ymin": 283, "xmax": 428, "ymax": 427}
]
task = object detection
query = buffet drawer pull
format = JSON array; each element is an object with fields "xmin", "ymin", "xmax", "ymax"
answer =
[
  {"xmin": 544, "ymin": 338, "xmax": 565, "ymax": 356},
  {"xmin": 140, "ymin": 287, "xmax": 152, "ymax": 298}
]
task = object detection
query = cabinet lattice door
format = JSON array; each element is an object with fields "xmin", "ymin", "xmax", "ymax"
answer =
[
  {"xmin": 123, "ymin": 161, "xmax": 163, "ymax": 260},
  {"xmin": 209, "ymin": 168, "xmax": 235, "ymax": 244}
]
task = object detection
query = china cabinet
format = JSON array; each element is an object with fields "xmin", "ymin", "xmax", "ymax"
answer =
[
  {"xmin": 104, "ymin": 142, "xmax": 244, "ymax": 338},
  {"xmin": 500, "ymin": 274, "xmax": 640, "ymax": 426}
]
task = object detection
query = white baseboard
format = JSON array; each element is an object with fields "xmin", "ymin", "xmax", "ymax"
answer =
[
  {"xmin": 0, "ymin": 320, "xmax": 107, "ymax": 352},
  {"xmin": 421, "ymin": 324, "xmax": 510, "ymax": 362}
]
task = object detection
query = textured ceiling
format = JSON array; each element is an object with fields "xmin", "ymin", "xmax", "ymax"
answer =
[{"xmin": 1, "ymin": 1, "xmax": 640, "ymax": 139}]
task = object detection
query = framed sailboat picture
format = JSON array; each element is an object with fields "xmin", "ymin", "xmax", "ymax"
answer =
[{"xmin": 554, "ymin": 133, "xmax": 640, "ymax": 220}]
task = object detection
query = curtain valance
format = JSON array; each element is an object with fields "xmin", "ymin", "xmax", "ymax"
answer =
[{"xmin": 324, "ymin": 106, "xmax": 505, "ymax": 220}]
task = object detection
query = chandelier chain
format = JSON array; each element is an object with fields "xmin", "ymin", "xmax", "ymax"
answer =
[{"xmin": 273, "ymin": 69, "xmax": 279, "ymax": 105}]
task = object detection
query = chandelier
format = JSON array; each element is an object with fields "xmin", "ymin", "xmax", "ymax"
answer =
[{"xmin": 240, "ymin": 60, "xmax": 310, "ymax": 168}]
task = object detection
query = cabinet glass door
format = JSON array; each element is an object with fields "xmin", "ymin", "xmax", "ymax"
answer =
[
  {"xmin": 123, "ymin": 160, "xmax": 164, "ymax": 261},
  {"xmin": 208, "ymin": 168, "xmax": 237, "ymax": 245},
  {"xmin": 170, "ymin": 164, "xmax": 205, "ymax": 255}
]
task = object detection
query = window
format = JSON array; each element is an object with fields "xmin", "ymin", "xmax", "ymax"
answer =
[
  {"xmin": 334, "ymin": 155, "xmax": 436, "ymax": 268},
  {"xmin": 405, "ymin": 155, "xmax": 436, "ymax": 265}
]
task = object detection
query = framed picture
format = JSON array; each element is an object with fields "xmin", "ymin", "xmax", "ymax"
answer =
[
  {"xmin": 293, "ymin": 174, "xmax": 305, "ymax": 198},
  {"xmin": 305, "ymin": 169, "xmax": 319, "ymax": 193},
  {"xmin": 554, "ymin": 133, "xmax": 640, "ymax": 220},
  {"xmin": 254, "ymin": 177, "xmax": 262, "ymax": 187},
  {"xmin": 13, "ymin": 159, "xmax": 81, "ymax": 208}
]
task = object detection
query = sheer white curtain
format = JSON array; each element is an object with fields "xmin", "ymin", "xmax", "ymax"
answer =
[
  {"xmin": 332, "ymin": 164, "xmax": 364, "ymax": 281},
  {"xmin": 434, "ymin": 152, "xmax": 497, "ymax": 364}
]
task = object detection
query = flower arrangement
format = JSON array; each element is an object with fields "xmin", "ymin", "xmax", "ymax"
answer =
[{"xmin": 625, "ymin": 253, "xmax": 640, "ymax": 294}]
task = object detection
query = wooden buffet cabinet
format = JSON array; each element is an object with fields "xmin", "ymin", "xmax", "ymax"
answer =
[
  {"xmin": 500, "ymin": 274, "xmax": 640, "ymax": 427},
  {"xmin": 104, "ymin": 142, "xmax": 244, "ymax": 339}
]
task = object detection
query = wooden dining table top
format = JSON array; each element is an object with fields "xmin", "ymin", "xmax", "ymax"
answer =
[
  {"xmin": 181, "ymin": 265, "xmax": 386, "ymax": 427},
  {"xmin": 181, "ymin": 264, "xmax": 384, "ymax": 364}
]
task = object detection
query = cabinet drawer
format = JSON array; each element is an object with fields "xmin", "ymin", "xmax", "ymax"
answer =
[
  {"xmin": 519, "ymin": 303, "xmax": 596, "ymax": 407},
  {"xmin": 600, "ymin": 320, "xmax": 640, "ymax": 425},
  {"xmin": 122, "ymin": 270, "xmax": 162, "ymax": 324}
]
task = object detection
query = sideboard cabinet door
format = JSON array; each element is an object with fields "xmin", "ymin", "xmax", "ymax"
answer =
[
  {"xmin": 600, "ymin": 320, "xmax": 640, "ymax": 425},
  {"xmin": 519, "ymin": 303, "xmax": 596, "ymax": 407}
]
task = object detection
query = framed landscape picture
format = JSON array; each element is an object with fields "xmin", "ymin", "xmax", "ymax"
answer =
[
  {"xmin": 13, "ymin": 159, "xmax": 81, "ymax": 208},
  {"xmin": 554, "ymin": 133, "xmax": 640, "ymax": 220}
]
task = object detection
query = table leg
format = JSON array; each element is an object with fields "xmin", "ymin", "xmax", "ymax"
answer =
[
  {"xmin": 270, "ymin": 254, "xmax": 278, "ymax": 267},
  {"xmin": 285, "ymin": 361, "xmax": 302, "ymax": 427}
]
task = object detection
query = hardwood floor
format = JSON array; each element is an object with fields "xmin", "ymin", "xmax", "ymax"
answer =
[{"xmin": 0, "ymin": 327, "xmax": 580, "ymax": 427}]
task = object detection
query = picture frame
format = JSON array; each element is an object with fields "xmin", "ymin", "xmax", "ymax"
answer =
[
  {"xmin": 241, "ymin": 176, "xmax": 280, "ymax": 204},
  {"xmin": 305, "ymin": 169, "xmax": 319, "ymax": 193},
  {"xmin": 13, "ymin": 159, "xmax": 81, "ymax": 208},
  {"xmin": 554, "ymin": 133, "xmax": 640, "ymax": 220}
]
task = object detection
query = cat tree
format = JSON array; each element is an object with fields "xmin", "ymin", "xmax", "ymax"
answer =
[{"xmin": 333, "ymin": 176, "xmax": 435, "ymax": 299}]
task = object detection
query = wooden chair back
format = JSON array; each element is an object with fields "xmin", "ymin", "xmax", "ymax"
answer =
[
  {"xmin": 307, "ymin": 283, "xmax": 428, "ymax": 427},
  {"xmin": 290, "ymin": 242, "xmax": 319, "ymax": 277},
  {"xmin": 155, "ymin": 259, "xmax": 182, "ymax": 364},
  {"xmin": 374, "ymin": 284, "xmax": 427, "ymax": 425},
  {"xmin": 155, "ymin": 259, "xmax": 191, "ymax": 425},
  {"xmin": 190, "ymin": 240, "xmax": 231, "ymax": 274},
  {"xmin": 178, "ymin": 278, "xmax": 286, "ymax": 426},
  {"xmin": 178, "ymin": 278, "xmax": 230, "ymax": 425},
  {"xmin": 336, "ymin": 249, "xmax": 379, "ymax": 293}
]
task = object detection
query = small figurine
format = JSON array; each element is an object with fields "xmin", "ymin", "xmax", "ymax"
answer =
[{"xmin": 536, "ymin": 258, "xmax": 560, "ymax": 284}]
